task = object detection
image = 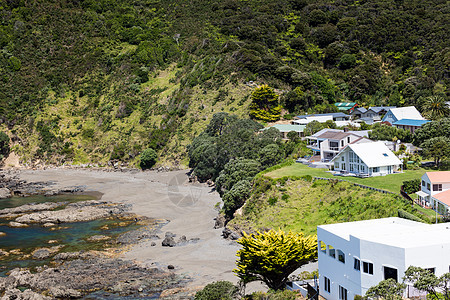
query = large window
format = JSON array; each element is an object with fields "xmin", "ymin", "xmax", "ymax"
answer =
[
  {"xmin": 339, "ymin": 286, "xmax": 348, "ymax": 300},
  {"xmin": 337, "ymin": 250, "xmax": 345, "ymax": 263},
  {"xmin": 363, "ymin": 262, "xmax": 373, "ymax": 275},
  {"xmin": 373, "ymin": 167, "xmax": 380, "ymax": 173},
  {"xmin": 433, "ymin": 184, "xmax": 443, "ymax": 192},
  {"xmin": 324, "ymin": 276, "xmax": 331, "ymax": 293},
  {"xmin": 422, "ymin": 180, "xmax": 425, "ymax": 187},
  {"xmin": 384, "ymin": 266, "xmax": 398, "ymax": 282},
  {"xmin": 354, "ymin": 258, "xmax": 360, "ymax": 271},
  {"xmin": 427, "ymin": 183, "xmax": 431, "ymax": 190},
  {"xmin": 319, "ymin": 241, "xmax": 326, "ymax": 253}
]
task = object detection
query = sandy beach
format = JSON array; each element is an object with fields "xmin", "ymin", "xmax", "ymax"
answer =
[{"xmin": 16, "ymin": 168, "xmax": 242, "ymax": 287}]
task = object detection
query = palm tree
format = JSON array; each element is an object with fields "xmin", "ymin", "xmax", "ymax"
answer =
[{"xmin": 422, "ymin": 95, "xmax": 450, "ymax": 120}]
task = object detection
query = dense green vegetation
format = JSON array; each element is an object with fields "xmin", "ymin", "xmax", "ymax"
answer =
[
  {"xmin": 0, "ymin": 0, "xmax": 448, "ymax": 165},
  {"xmin": 228, "ymin": 177, "xmax": 434, "ymax": 236}
]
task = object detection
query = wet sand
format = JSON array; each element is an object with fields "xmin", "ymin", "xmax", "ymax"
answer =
[{"xmin": 17, "ymin": 168, "xmax": 241, "ymax": 287}]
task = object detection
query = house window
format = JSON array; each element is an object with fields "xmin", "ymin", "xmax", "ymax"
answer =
[
  {"xmin": 382, "ymin": 153, "xmax": 388, "ymax": 157},
  {"xmin": 341, "ymin": 140, "xmax": 344, "ymax": 147},
  {"xmin": 426, "ymin": 268, "xmax": 435, "ymax": 275},
  {"xmin": 328, "ymin": 245, "xmax": 335, "ymax": 258},
  {"xmin": 342, "ymin": 156, "xmax": 345, "ymax": 161},
  {"xmin": 339, "ymin": 286, "xmax": 348, "ymax": 300},
  {"xmin": 433, "ymin": 184, "xmax": 442, "ymax": 192},
  {"xmin": 347, "ymin": 137, "xmax": 350, "ymax": 143},
  {"xmin": 427, "ymin": 183, "xmax": 430, "ymax": 190},
  {"xmin": 422, "ymin": 180, "xmax": 425, "ymax": 187},
  {"xmin": 337, "ymin": 250, "xmax": 345, "ymax": 263},
  {"xmin": 324, "ymin": 276, "xmax": 331, "ymax": 293},
  {"xmin": 319, "ymin": 241, "xmax": 326, "ymax": 253},
  {"xmin": 354, "ymin": 258, "xmax": 360, "ymax": 271},
  {"xmin": 335, "ymin": 162, "xmax": 340, "ymax": 169},
  {"xmin": 384, "ymin": 266, "xmax": 398, "ymax": 282},
  {"xmin": 373, "ymin": 167, "xmax": 380, "ymax": 173},
  {"xmin": 363, "ymin": 262, "xmax": 373, "ymax": 275}
]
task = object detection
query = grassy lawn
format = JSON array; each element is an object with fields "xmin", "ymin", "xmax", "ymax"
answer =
[{"xmin": 264, "ymin": 163, "xmax": 427, "ymax": 193}]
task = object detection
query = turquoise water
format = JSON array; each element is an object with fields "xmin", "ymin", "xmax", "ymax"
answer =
[{"xmin": 0, "ymin": 194, "xmax": 139, "ymax": 276}]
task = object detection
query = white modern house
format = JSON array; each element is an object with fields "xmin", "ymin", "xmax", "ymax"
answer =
[
  {"xmin": 292, "ymin": 113, "xmax": 351, "ymax": 125},
  {"xmin": 306, "ymin": 129, "xmax": 370, "ymax": 162},
  {"xmin": 318, "ymin": 217, "xmax": 450, "ymax": 300},
  {"xmin": 416, "ymin": 171, "xmax": 450, "ymax": 212},
  {"xmin": 330, "ymin": 141, "xmax": 402, "ymax": 177},
  {"xmin": 381, "ymin": 106, "xmax": 424, "ymax": 125}
]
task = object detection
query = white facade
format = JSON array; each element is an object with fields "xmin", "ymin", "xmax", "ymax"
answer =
[
  {"xmin": 318, "ymin": 218, "xmax": 450, "ymax": 300},
  {"xmin": 419, "ymin": 172, "xmax": 450, "ymax": 213},
  {"xmin": 293, "ymin": 115, "xmax": 333, "ymax": 125},
  {"xmin": 331, "ymin": 141, "xmax": 402, "ymax": 177}
]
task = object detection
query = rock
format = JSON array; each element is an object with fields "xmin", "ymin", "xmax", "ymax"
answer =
[
  {"xmin": 47, "ymin": 240, "xmax": 58, "ymax": 244},
  {"xmin": 167, "ymin": 265, "xmax": 175, "ymax": 270},
  {"xmin": 162, "ymin": 236, "xmax": 176, "ymax": 247},
  {"xmin": 32, "ymin": 246, "xmax": 62, "ymax": 259},
  {"xmin": 178, "ymin": 235, "xmax": 187, "ymax": 244},
  {"xmin": 0, "ymin": 202, "xmax": 67, "ymax": 216},
  {"xmin": 222, "ymin": 228, "xmax": 240, "ymax": 240},
  {"xmin": 0, "ymin": 249, "xmax": 9, "ymax": 257},
  {"xmin": 49, "ymin": 286, "xmax": 82, "ymax": 298},
  {"xmin": 9, "ymin": 249, "xmax": 22, "ymax": 255},
  {"xmin": 165, "ymin": 232, "xmax": 176, "ymax": 238},
  {"xmin": 1, "ymin": 288, "xmax": 51, "ymax": 300},
  {"xmin": 9, "ymin": 221, "xmax": 28, "ymax": 228},
  {"xmin": 150, "ymin": 242, "xmax": 156, "ymax": 246},
  {"xmin": 0, "ymin": 232, "xmax": 6, "ymax": 238},
  {"xmin": 0, "ymin": 187, "xmax": 11, "ymax": 199},
  {"xmin": 87, "ymin": 235, "xmax": 110, "ymax": 242},
  {"xmin": 42, "ymin": 223, "xmax": 55, "ymax": 228},
  {"xmin": 214, "ymin": 215, "xmax": 225, "ymax": 229}
]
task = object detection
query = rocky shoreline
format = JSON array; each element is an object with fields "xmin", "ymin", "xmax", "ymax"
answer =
[{"xmin": 0, "ymin": 171, "xmax": 199, "ymax": 299}]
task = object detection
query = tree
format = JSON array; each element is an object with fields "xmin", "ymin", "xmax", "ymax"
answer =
[
  {"xmin": 421, "ymin": 95, "xmax": 450, "ymax": 120},
  {"xmin": 258, "ymin": 144, "xmax": 284, "ymax": 168},
  {"xmin": 249, "ymin": 85, "xmax": 281, "ymax": 122},
  {"xmin": 420, "ymin": 136, "xmax": 450, "ymax": 167},
  {"xmin": 413, "ymin": 118, "xmax": 450, "ymax": 146},
  {"xmin": 194, "ymin": 281, "xmax": 238, "ymax": 300},
  {"xmin": 365, "ymin": 279, "xmax": 405, "ymax": 300},
  {"xmin": 234, "ymin": 229, "xmax": 317, "ymax": 290},
  {"xmin": 139, "ymin": 148, "xmax": 157, "ymax": 170},
  {"xmin": 403, "ymin": 266, "xmax": 450, "ymax": 300},
  {"xmin": 222, "ymin": 180, "xmax": 252, "ymax": 219},
  {"xmin": 304, "ymin": 120, "xmax": 324, "ymax": 136},
  {"xmin": 368, "ymin": 123, "xmax": 411, "ymax": 142},
  {"xmin": 0, "ymin": 132, "xmax": 10, "ymax": 159},
  {"xmin": 215, "ymin": 158, "xmax": 261, "ymax": 196}
]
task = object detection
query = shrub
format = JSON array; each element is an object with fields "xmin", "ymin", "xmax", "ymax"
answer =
[
  {"xmin": 194, "ymin": 281, "xmax": 238, "ymax": 300},
  {"xmin": 140, "ymin": 148, "xmax": 157, "ymax": 170},
  {"xmin": 402, "ymin": 179, "xmax": 420, "ymax": 194},
  {"xmin": 0, "ymin": 132, "xmax": 10, "ymax": 159}
]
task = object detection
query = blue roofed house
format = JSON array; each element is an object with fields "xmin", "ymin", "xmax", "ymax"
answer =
[
  {"xmin": 381, "ymin": 106, "xmax": 429, "ymax": 133},
  {"xmin": 392, "ymin": 119, "xmax": 431, "ymax": 134}
]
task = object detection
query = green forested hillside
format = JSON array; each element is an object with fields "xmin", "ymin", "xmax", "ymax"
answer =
[{"xmin": 0, "ymin": 0, "xmax": 448, "ymax": 166}]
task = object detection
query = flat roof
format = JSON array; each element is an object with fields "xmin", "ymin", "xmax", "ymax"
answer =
[
  {"xmin": 295, "ymin": 112, "xmax": 349, "ymax": 119},
  {"xmin": 392, "ymin": 119, "xmax": 431, "ymax": 126},
  {"xmin": 319, "ymin": 217, "xmax": 450, "ymax": 248}
]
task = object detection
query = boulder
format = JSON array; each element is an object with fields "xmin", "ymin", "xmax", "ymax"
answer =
[
  {"xmin": 0, "ymin": 249, "xmax": 8, "ymax": 256},
  {"xmin": 214, "ymin": 215, "xmax": 225, "ymax": 229},
  {"xmin": 49, "ymin": 286, "xmax": 82, "ymax": 298},
  {"xmin": 42, "ymin": 223, "xmax": 55, "ymax": 228},
  {"xmin": 0, "ymin": 187, "xmax": 11, "ymax": 199},
  {"xmin": 0, "ymin": 232, "xmax": 6, "ymax": 238},
  {"xmin": 87, "ymin": 235, "xmax": 110, "ymax": 242},
  {"xmin": 162, "ymin": 236, "xmax": 176, "ymax": 247},
  {"xmin": 9, "ymin": 221, "xmax": 28, "ymax": 228}
]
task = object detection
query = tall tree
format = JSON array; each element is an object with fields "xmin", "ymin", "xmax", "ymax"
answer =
[
  {"xmin": 249, "ymin": 85, "xmax": 282, "ymax": 122},
  {"xmin": 420, "ymin": 136, "xmax": 450, "ymax": 167},
  {"xmin": 234, "ymin": 229, "xmax": 317, "ymax": 290},
  {"xmin": 421, "ymin": 96, "xmax": 450, "ymax": 120}
]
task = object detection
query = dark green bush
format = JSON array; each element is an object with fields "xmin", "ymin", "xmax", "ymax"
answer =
[
  {"xmin": 402, "ymin": 179, "xmax": 421, "ymax": 194},
  {"xmin": 140, "ymin": 148, "xmax": 157, "ymax": 170},
  {"xmin": 0, "ymin": 132, "xmax": 10, "ymax": 159},
  {"xmin": 194, "ymin": 281, "xmax": 237, "ymax": 300}
]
